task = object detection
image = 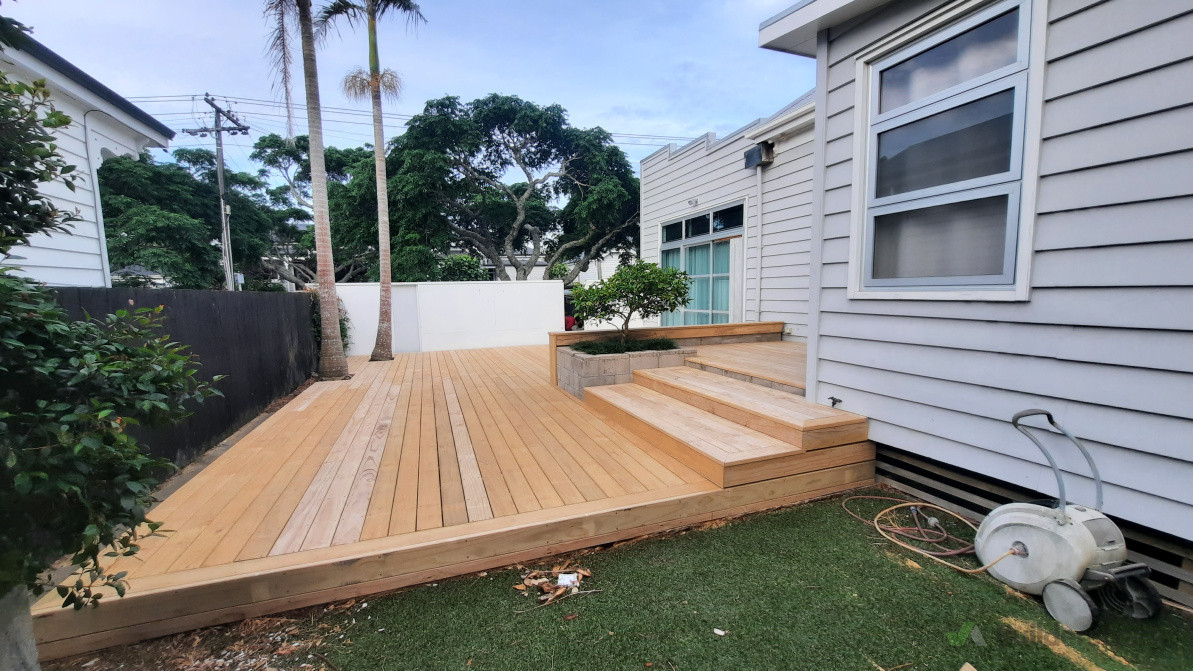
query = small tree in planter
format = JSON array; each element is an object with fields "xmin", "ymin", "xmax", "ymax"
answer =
[{"xmin": 570, "ymin": 261, "xmax": 689, "ymax": 345}]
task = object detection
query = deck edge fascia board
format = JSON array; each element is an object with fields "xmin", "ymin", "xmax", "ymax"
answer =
[
  {"xmin": 34, "ymin": 464, "xmax": 875, "ymax": 659},
  {"xmin": 33, "ymin": 463, "xmax": 873, "ymax": 652}
]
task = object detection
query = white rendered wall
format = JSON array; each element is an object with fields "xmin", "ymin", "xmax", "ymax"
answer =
[{"xmin": 337, "ymin": 281, "xmax": 563, "ymax": 356}]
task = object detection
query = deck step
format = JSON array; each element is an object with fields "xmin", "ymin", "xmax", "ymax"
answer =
[
  {"xmin": 585, "ymin": 383, "xmax": 873, "ymax": 487},
  {"xmin": 634, "ymin": 366, "xmax": 868, "ymax": 450}
]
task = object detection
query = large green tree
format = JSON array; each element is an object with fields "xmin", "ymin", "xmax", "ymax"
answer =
[
  {"xmin": 252, "ymin": 132, "xmax": 453, "ymax": 284},
  {"xmin": 317, "ymin": 0, "xmax": 425, "ymax": 361},
  {"xmin": 96, "ymin": 151, "xmax": 307, "ymax": 288},
  {"xmin": 394, "ymin": 94, "xmax": 641, "ymax": 282}
]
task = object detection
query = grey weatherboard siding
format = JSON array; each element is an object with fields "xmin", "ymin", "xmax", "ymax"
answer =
[{"xmin": 805, "ymin": 0, "xmax": 1193, "ymax": 539}]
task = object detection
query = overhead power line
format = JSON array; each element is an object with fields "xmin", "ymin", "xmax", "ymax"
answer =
[{"xmin": 131, "ymin": 93, "xmax": 698, "ymax": 143}]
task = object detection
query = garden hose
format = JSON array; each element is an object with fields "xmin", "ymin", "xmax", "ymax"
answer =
[{"xmin": 843, "ymin": 496, "xmax": 1021, "ymax": 575}]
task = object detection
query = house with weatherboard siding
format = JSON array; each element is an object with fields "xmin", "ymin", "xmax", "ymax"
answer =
[
  {"xmin": 752, "ymin": 0, "xmax": 1193, "ymax": 543},
  {"xmin": 0, "ymin": 37, "xmax": 173, "ymax": 287},
  {"xmin": 640, "ymin": 92, "xmax": 816, "ymax": 338}
]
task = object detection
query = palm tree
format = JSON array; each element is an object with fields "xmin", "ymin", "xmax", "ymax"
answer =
[
  {"xmin": 317, "ymin": 0, "xmax": 424, "ymax": 362},
  {"xmin": 267, "ymin": 0, "xmax": 350, "ymax": 378}
]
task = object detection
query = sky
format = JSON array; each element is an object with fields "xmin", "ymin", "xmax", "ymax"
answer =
[{"xmin": 8, "ymin": 0, "xmax": 815, "ymax": 174}]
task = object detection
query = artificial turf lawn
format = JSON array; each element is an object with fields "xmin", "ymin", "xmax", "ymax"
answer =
[{"xmin": 319, "ymin": 490, "xmax": 1193, "ymax": 670}]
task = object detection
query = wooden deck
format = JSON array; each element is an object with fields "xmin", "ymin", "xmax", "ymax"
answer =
[
  {"xmin": 686, "ymin": 340, "xmax": 808, "ymax": 392},
  {"xmin": 33, "ymin": 344, "xmax": 872, "ymax": 661}
]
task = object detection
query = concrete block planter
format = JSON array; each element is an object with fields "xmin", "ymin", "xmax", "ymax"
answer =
[{"xmin": 557, "ymin": 346, "xmax": 695, "ymax": 398}]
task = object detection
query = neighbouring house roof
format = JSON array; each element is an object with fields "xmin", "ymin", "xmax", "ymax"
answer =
[
  {"xmin": 759, "ymin": 0, "xmax": 891, "ymax": 56},
  {"xmin": 112, "ymin": 264, "xmax": 161, "ymax": 277},
  {"xmin": 10, "ymin": 35, "xmax": 175, "ymax": 140},
  {"xmin": 642, "ymin": 90, "xmax": 815, "ymax": 166}
]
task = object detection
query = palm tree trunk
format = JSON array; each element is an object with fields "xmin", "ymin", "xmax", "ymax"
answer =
[
  {"xmin": 297, "ymin": 0, "xmax": 349, "ymax": 378},
  {"xmin": 368, "ymin": 12, "xmax": 393, "ymax": 361}
]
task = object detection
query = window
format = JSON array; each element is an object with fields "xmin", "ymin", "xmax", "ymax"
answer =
[
  {"xmin": 658, "ymin": 202, "xmax": 743, "ymax": 325},
  {"xmin": 859, "ymin": 0, "xmax": 1031, "ymax": 293}
]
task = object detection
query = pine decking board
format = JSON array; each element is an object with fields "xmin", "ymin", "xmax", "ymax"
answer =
[
  {"xmin": 432, "ymin": 352, "xmax": 470, "ymax": 527},
  {"xmin": 497, "ymin": 347, "xmax": 680, "ymax": 493},
  {"xmin": 32, "ymin": 344, "xmax": 875, "ymax": 661},
  {"xmin": 358, "ymin": 356, "xmax": 417, "ymax": 540},
  {"xmin": 636, "ymin": 366, "xmax": 861, "ymax": 428},
  {"xmin": 475, "ymin": 349, "xmax": 605, "ymax": 503},
  {"xmin": 462, "ymin": 348, "xmax": 566, "ymax": 510},
  {"xmin": 332, "ymin": 357, "xmax": 412, "ymax": 546},
  {"xmin": 388, "ymin": 354, "xmax": 424, "ymax": 535},
  {"xmin": 415, "ymin": 353, "xmax": 443, "ymax": 531},
  {"xmin": 442, "ymin": 351, "xmax": 518, "ymax": 518},
  {"xmin": 270, "ymin": 360, "xmax": 399, "ymax": 555},
  {"xmin": 686, "ymin": 341, "xmax": 808, "ymax": 389}
]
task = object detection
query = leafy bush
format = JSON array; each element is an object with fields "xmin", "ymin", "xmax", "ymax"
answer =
[
  {"xmin": 545, "ymin": 262, "xmax": 569, "ymax": 281},
  {"xmin": 0, "ymin": 74, "xmax": 78, "ymax": 251},
  {"xmin": 0, "ymin": 273, "xmax": 222, "ymax": 604},
  {"xmin": 439, "ymin": 254, "xmax": 488, "ymax": 282},
  {"xmin": 310, "ymin": 289, "xmax": 351, "ymax": 354},
  {"xmin": 0, "ymin": 53, "xmax": 222, "ymax": 609},
  {"xmin": 570, "ymin": 261, "xmax": 689, "ymax": 342},
  {"xmin": 571, "ymin": 337, "xmax": 678, "ymax": 355}
]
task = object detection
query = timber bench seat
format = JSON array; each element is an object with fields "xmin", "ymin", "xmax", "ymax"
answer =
[{"xmin": 584, "ymin": 370, "xmax": 872, "ymax": 488}]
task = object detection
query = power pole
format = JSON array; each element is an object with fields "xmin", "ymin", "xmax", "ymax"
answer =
[{"xmin": 182, "ymin": 95, "xmax": 250, "ymax": 291}]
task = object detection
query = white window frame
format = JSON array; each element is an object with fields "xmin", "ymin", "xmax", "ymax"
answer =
[
  {"xmin": 659, "ymin": 199, "xmax": 746, "ymax": 325},
  {"xmin": 847, "ymin": 0, "xmax": 1047, "ymax": 301}
]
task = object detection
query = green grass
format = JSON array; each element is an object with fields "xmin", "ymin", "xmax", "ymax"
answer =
[
  {"xmin": 571, "ymin": 337, "xmax": 678, "ymax": 355},
  {"xmin": 318, "ymin": 490, "xmax": 1193, "ymax": 670}
]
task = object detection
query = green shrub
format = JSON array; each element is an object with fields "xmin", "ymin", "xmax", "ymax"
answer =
[
  {"xmin": 439, "ymin": 254, "xmax": 488, "ymax": 281},
  {"xmin": 0, "ymin": 57, "xmax": 222, "ymax": 609},
  {"xmin": 570, "ymin": 261, "xmax": 689, "ymax": 343},
  {"xmin": 571, "ymin": 337, "xmax": 678, "ymax": 355},
  {"xmin": 0, "ymin": 273, "xmax": 223, "ymax": 605},
  {"xmin": 310, "ymin": 289, "xmax": 351, "ymax": 354}
]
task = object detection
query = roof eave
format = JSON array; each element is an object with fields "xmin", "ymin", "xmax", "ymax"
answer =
[
  {"xmin": 11, "ymin": 36, "xmax": 174, "ymax": 143},
  {"xmin": 746, "ymin": 102, "xmax": 815, "ymax": 143},
  {"xmin": 759, "ymin": 0, "xmax": 893, "ymax": 56}
]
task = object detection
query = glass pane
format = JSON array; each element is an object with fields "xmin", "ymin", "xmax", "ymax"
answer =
[
  {"xmin": 712, "ymin": 276, "xmax": 730, "ymax": 312},
  {"xmin": 712, "ymin": 241, "xmax": 731, "ymax": 274},
  {"xmin": 686, "ymin": 244, "xmax": 710, "ymax": 276},
  {"xmin": 876, "ymin": 89, "xmax": 1013, "ymax": 198},
  {"xmin": 685, "ymin": 214, "xmax": 710, "ymax": 238},
  {"xmin": 711, "ymin": 312, "xmax": 729, "ymax": 324},
  {"xmin": 682, "ymin": 310, "xmax": 709, "ymax": 325},
  {"xmin": 712, "ymin": 205, "xmax": 743, "ymax": 232},
  {"xmin": 661, "ymin": 248, "xmax": 680, "ymax": 269},
  {"xmin": 661, "ymin": 311, "xmax": 678, "ymax": 326},
  {"xmin": 688, "ymin": 277, "xmax": 710, "ymax": 310},
  {"xmin": 663, "ymin": 222, "xmax": 683, "ymax": 243},
  {"xmin": 880, "ymin": 9, "xmax": 1019, "ymax": 112},
  {"xmin": 872, "ymin": 195, "xmax": 1009, "ymax": 280}
]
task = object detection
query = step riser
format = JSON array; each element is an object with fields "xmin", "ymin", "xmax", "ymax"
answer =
[
  {"xmin": 685, "ymin": 361, "xmax": 806, "ymax": 396},
  {"xmin": 586, "ymin": 389, "xmax": 875, "ymax": 488},
  {"xmin": 723, "ymin": 441, "xmax": 875, "ymax": 487},
  {"xmin": 635, "ymin": 370, "xmax": 868, "ymax": 450}
]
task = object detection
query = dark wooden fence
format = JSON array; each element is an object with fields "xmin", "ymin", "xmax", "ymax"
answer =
[{"xmin": 54, "ymin": 287, "xmax": 317, "ymax": 465}]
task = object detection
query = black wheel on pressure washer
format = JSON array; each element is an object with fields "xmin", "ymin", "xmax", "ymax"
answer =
[
  {"xmin": 1099, "ymin": 575, "xmax": 1163, "ymax": 619},
  {"xmin": 1043, "ymin": 579, "xmax": 1099, "ymax": 632}
]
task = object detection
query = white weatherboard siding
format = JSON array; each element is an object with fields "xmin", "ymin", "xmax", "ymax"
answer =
[
  {"xmin": 799, "ymin": 0, "xmax": 1193, "ymax": 539},
  {"xmin": 640, "ymin": 101, "xmax": 815, "ymax": 338},
  {"xmin": 0, "ymin": 44, "xmax": 170, "ymax": 287}
]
